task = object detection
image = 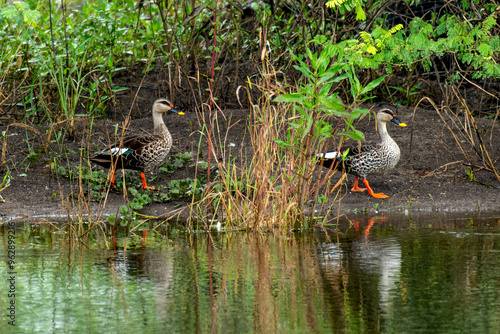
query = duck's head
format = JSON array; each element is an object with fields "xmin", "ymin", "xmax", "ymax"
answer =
[
  {"xmin": 153, "ymin": 98, "xmax": 185, "ymax": 115},
  {"xmin": 377, "ymin": 108, "xmax": 406, "ymax": 127}
]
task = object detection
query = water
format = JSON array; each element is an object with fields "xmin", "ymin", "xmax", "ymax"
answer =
[{"xmin": 1, "ymin": 215, "xmax": 500, "ymax": 333}]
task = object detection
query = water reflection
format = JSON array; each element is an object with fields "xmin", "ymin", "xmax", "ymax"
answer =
[
  {"xmin": 320, "ymin": 219, "xmax": 403, "ymax": 324},
  {"xmin": 1, "ymin": 215, "xmax": 500, "ymax": 333}
]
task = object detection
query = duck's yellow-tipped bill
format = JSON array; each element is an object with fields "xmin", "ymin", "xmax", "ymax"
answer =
[{"xmin": 399, "ymin": 123, "xmax": 407, "ymax": 127}]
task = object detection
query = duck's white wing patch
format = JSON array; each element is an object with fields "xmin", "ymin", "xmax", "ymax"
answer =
[
  {"xmin": 99, "ymin": 147, "xmax": 129, "ymax": 156},
  {"xmin": 317, "ymin": 151, "xmax": 340, "ymax": 159},
  {"xmin": 111, "ymin": 147, "xmax": 129, "ymax": 156}
]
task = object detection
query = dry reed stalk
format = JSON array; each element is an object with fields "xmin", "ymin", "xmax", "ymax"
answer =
[
  {"xmin": 191, "ymin": 62, "xmax": 343, "ymax": 230},
  {"xmin": 412, "ymin": 96, "xmax": 500, "ymax": 185}
]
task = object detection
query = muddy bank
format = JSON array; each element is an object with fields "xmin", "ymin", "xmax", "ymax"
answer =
[{"xmin": 0, "ymin": 103, "xmax": 499, "ymax": 224}]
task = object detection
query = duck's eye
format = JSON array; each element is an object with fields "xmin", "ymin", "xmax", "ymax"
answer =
[{"xmin": 170, "ymin": 104, "xmax": 174, "ymax": 108}]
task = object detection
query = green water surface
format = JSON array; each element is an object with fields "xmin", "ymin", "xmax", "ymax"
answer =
[{"xmin": 1, "ymin": 215, "xmax": 500, "ymax": 333}]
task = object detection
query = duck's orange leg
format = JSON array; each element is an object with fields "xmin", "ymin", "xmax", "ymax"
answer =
[
  {"xmin": 351, "ymin": 176, "xmax": 367, "ymax": 192},
  {"xmin": 110, "ymin": 170, "xmax": 117, "ymax": 188},
  {"xmin": 363, "ymin": 179, "xmax": 389, "ymax": 199},
  {"xmin": 140, "ymin": 172, "xmax": 155, "ymax": 190}
]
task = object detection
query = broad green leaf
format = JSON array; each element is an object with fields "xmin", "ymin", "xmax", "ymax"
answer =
[
  {"xmin": 340, "ymin": 129, "xmax": 365, "ymax": 141},
  {"xmin": 360, "ymin": 75, "xmax": 387, "ymax": 95},
  {"xmin": 119, "ymin": 205, "xmax": 129, "ymax": 215},
  {"xmin": 273, "ymin": 139, "xmax": 289, "ymax": 147},
  {"xmin": 317, "ymin": 71, "xmax": 338, "ymax": 85},
  {"xmin": 349, "ymin": 71, "xmax": 361, "ymax": 98},
  {"xmin": 293, "ymin": 63, "xmax": 314, "ymax": 79},
  {"xmin": 318, "ymin": 65, "xmax": 346, "ymax": 84},
  {"xmin": 328, "ymin": 73, "xmax": 348, "ymax": 84},
  {"xmin": 274, "ymin": 93, "xmax": 307, "ymax": 103},
  {"xmin": 311, "ymin": 35, "xmax": 327, "ymax": 44},
  {"xmin": 106, "ymin": 214, "xmax": 117, "ymax": 225},
  {"xmin": 296, "ymin": 106, "xmax": 309, "ymax": 118},
  {"xmin": 322, "ymin": 97, "xmax": 345, "ymax": 111},
  {"xmin": 304, "ymin": 114, "xmax": 314, "ymax": 138},
  {"xmin": 388, "ymin": 85, "xmax": 407, "ymax": 93},
  {"xmin": 306, "ymin": 47, "xmax": 316, "ymax": 69},
  {"xmin": 355, "ymin": 1, "xmax": 366, "ymax": 20},
  {"xmin": 319, "ymin": 83, "xmax": 333, "ymax": 96}
]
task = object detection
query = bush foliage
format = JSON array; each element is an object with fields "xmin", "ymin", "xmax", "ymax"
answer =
[{"xmin": 1, "ymin": 0, "xmax": 500, "ymax": 114}]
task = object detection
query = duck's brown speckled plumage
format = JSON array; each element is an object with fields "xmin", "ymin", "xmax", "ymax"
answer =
[
  {"xmin": 90, "ymin": 98, "xmax": 184, "ymax": 189},
  {"xmin": 318, "ymin": 108, "xmax": 406, "ymax": 199}
]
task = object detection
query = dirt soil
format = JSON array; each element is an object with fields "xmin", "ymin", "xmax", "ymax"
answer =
[{"xmin": 0, "ymin": 94, "xmax": 499, "ymax": 224}]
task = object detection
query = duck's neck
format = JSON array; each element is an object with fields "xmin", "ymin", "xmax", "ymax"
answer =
[
  {"xmin": 152, "ymin": 111, "xmax": 170, "ymax": 138},
  {"xmin": 377, "ymin": 120, "xmax": 395, "ymax": 145}
]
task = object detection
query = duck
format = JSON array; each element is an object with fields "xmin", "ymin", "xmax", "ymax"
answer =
[
  {"xmin": 90, "ymin": 98, "xmax": 184, "ymax": 190},
  {"xmin": 317, "ymin": 108, "xmax": 406, "ymax": 199}
]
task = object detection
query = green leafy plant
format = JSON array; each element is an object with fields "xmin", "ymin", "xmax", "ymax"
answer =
[
  {"xmin": 160, "ymin": 152, "xmax": 194, "ymax": 174},
  {"xmin": 168, "ymin": 178, "xmax": 205, "ymax": 199},
  {"xmin": 326, "ymin": 0, "xmax": 367, "ymax": 21},
  {"xmin": 0, "ymin": 1, "xmax": 40, "ymax": 28},
  {"xmin": 129, "ymin": 188, "xmax": 152, "ymax": 211},
  {"xmin": 465, "ymin": 169, "xmax": 492, "ymax": 188},
  {"xmin": 273, "ymin": 37, "xmax": 388, "ymax": 221},
  {"xmin": 45, "ymin": 60, "xmax": 100, "ymax": 139},
  {"xmin": 106, "ymin": 204, "xmax": 137, "ymax": 227}
]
